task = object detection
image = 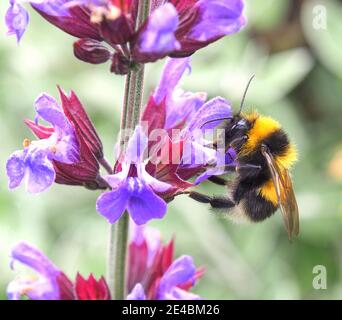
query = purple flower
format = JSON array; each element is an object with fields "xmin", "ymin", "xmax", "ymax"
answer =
[
  {"xmin": 96, "ymin": 126, "xmax": 172, "ymax": 225},
  {"xmin": 195, "ymin": 148, "xmax": 237, "ymax": 184},
  {"xmin": 7, "ymin": 242, "xmax": 62, "ymax": 300},
  {"xmin": 5, "ymin": 0, "xmax": 246, "ymax": 73},
  {"xmin": 157, "ymin": 256, "xmax": 201, "ymax": 300},
  {"xmin": 26, "ymin": 88, "xmax": 104, "ymax": 189},
  {"xmin": 7, "ymin": 226, "xmax": 204, "ymax": 300},
  {"xmin": 127, "ymin": 283, "xmax": 146, "ymax": 300},
  {"xmin": 138, "ymin": 3, "xmax": 181, "ymax": 56},
  {"xmin": 5, "ymin": 0, "xmax": 29, "ymax": 43},
  {"xmin": 189, "ymin": 0, "xmax": 247, "ymax": 42},
  {"xmin": 4, "ymin": 0, "xmax": 71, "ymax": 42},
  {"xmin": 134, "ymin": 0, "xmax": 246, "ymax": 63},
  {"xmin": 6, "ymin": 93, "xmax": 79, "ymax": 193},
  {"xmin": 127, "ymin": 222, "xmax": 204, "ymax": 300},
  {"xmin": 7, "ymin": 242, "xmax": 110, "ymax": 300},
  {"xmin": 179, "ymin": 96, "xmax": 234, "ymax": 170},
  {"xmin": 139, "ymin": 57, "xmax": 235, "ymax": 198},
  {"xmin": 153, "ymin": 57, "xmax": 207, "ymax": 129}
]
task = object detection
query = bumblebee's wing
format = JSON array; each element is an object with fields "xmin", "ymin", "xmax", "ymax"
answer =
[{"xmin": 261, "ymin": 146, "xmax": 299, "ymax": 240}]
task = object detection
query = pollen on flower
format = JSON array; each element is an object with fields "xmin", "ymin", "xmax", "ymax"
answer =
[
  {"xmin": 20, "ymin": 284, "xmax": 35, "ymax": 295},
  {"xmin": 22, "ymin": 138, "xmax": 31, "ymax": 148},
  {"xmin": 17, "ymin": 275, "xmax": 38, "ymax": 295},
  {"xmin": 90, "ymin": 8, "xmax": 106, "ymax": 24},
  {"xmin": 50, "ymin": 146, "xmax": 57, "ymax": 154},
  {"xmin": 107, "ymin": 6, "xmax": 122, "ymax": 20},
  {"xmin": 196, "ymin": 92, "xmax": 207, "ymax": 100},
  {"xmin": 90, "ymin": 6, "xmax": 121, "ymax": 24}
]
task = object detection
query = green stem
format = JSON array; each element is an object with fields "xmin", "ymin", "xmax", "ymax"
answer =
[
  {"xmin": 107, "ymin": 214, "xmax": 129, "ymax": 300},
  {"xmin": 125, "ymin": 65, "xmax": 145, "ymax": 129},
  {"xmin": 107, "ymin": 0, "xmax": 151, "ymax": 300}
]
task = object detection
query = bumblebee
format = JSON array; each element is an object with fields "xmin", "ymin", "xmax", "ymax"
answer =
[{"xmin": 188, "ymin": 77, "xmax": 299, "ymax": 239}]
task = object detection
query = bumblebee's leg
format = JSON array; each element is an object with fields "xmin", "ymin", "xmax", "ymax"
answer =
[
  {"xmin": 188, "ymin": 191, "xmax": 235, "ymax": 209},
  {"xmin": 187, "ymin": 191, "xmax": 212, "ymax": 203},
  {"xmin": 208, "ymin": 164, "xmax": 261, "ymax": 186},
  {"xmin": 206, "ymin": 164, "xmax": 262, "ymax": 186},
  {"xmin": 208, "ymin": 176, "xmax": 228, "ymax": 185}
]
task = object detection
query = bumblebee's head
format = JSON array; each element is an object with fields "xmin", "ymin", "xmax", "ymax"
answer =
[
  {"xmin": 221, "ymin": 114, "xmax": 251, "ymax": 148},
  {"xmin": 202, "ymin": 75, "xmax": 256, "ymax": 150}
]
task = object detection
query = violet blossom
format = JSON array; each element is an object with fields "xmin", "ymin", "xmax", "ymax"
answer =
[
  {"xmin": 127, "ymin": 222, "xmax": 204, "ymax": 300},
  {"xmin": 7, "ymin": 242, "xmax": 110, "ymax": 300},
  {"xmin": 5, "ymin": 0, "xmax": 246, "ymax": 74},
  {"xmin": 6, "ymin": 88, "xmax": 104, "ymax": 193},
  {"xmin": 140, "ymin": 57, "xmax": 236, "ymax": 199},
  {"xmin": 6, "ymin": 93, "xmax": 79, "ymax": 193},
  {"xmin": 95, "ymin": 58, "xmax": 236, "ymax": 225},
  {"xmin": 7, "ymin": 228, "xmax": 204, "ymax": 300},
  {"xmin": 96, "ymin": 125, "xmax": 172, "ymax": 225}
]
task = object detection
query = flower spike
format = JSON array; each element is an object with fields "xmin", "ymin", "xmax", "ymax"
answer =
[{"xmin": 5, "ymin": 0, "xmax": 246, "ymax": 73}]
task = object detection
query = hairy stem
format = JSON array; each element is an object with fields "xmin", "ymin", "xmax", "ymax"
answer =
[
  {"xmin": 107, "ymin": 0, "xmax": 151, "ymax": 300},
  {"xmin": 107, "ymin": 213, "xmax": 129, "ymax": 300}
]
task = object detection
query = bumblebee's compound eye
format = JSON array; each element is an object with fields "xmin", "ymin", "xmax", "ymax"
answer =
[{"xmin": 232, "ymin": 119, "xmax": 248, "ymax": 131}]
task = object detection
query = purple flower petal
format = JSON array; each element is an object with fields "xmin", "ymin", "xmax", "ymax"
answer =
[
  {"xmin": 165, "ymin": 91, "xmax": 207, "ymax": 129},
  {"xmin": 96, "ymin": 186, "xmax": 130, "ymax": 224},
  {"xmin": 181, "ymin": 139, "xmax": 217, "ymax": 167},
  {"xmin": 157, "ymin": 255, "xmax": 196, "ymax": 300},
  {"xmin": 139, "ymin": 3, "xmax": 180, "ymax": 55},
  {"xmin": 154, "ymin": 57, "xmax": 191, "ymax": 105},
  {"xmin": 127, "ymin": 283, "xmax": 146, "ymax": 300},
  {"xmin": 6, "ymin": 143, "xmax": 57, "ymax": 194},
  {"xmin": 25, "ymin": 148, "xmax": 56, "ymax": 193},
  {"xmin": 127, "ymin": 179, "xmax": 167, "ymax": 225},
  {"xmin": 11, "ymin": 242, "xmax": 60, "ymax": 277},
  {"xmin": 195, "ymin": 148, "xmax": 236, "ymax": 184},
  {"xmin": 137, "ymin": 163, "xmax": 172, "ymax": 193},
  {"xmin": 52, "ymin": 133, "xmax": 80, "ymax": 163},
  {"xmin": 34, "ymin": 94, "xmax": 71, "ymax": 133},
  {"xmin": 31, "ymin": 0, "xmax": 71, "ymax": 16},
  {"xmin": 8, "ymin": 242, "xmax": 61, "ymax": 300},
  {"xmin": 103, "ymin": 165, "xmax": 129, "ymax": 189},
  {"xmin": 130, "ymin": 222, "xmax": 161, "ymax": 267},
  {"xmin": 97, "ymin": 125, "xmax": 170, "ymax": 225},
  {"xmin": 130, "ymin": 221, "xmax": 145, "ymax": 245},
  {"xmin": 34, "ymin": 93, "xmax": 79, "ymax": 164},
  {"xmin": 143, "ymin": 227, "xmax": 161, "ymax": 266},
  {"xmin": 5, "ymin": 1, "xmax": 29, "ymax": 43},
  {"xmin": 153, "ymin": 58, "xmax": 207, "ymax": 128},
  {"xmin": 194, "ymin": 170, "xmax": 213, "ymax": 185},
  {"xmin": 125, "ymin": 125, "xmax": 148, "ymax": 163},
  {"xmin": 6, "ymin": 150, "xmax": 26, "ymax": 189},
  {"xmin": 165, "ymin": 287, "xmax": 201, "ymax": 300},
  {"xmin": 7, "ymin": 275, "xmax": 60, "ymax": 300},
  {"xmin": 189, "ymin": 0, "xmax": 246, "ymax": 42},
  {"xmin": 186, "ymin": 97, "xmax": 232, "ymax": 132}
]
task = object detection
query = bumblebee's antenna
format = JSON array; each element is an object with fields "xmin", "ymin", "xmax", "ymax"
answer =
[
  {"xmin": 238, "ymin": 75, "xmax": 255, "ymax": 115},
  {"xmin": 200, "ymin": 117, "xmax": 233, "ymax": 129}
]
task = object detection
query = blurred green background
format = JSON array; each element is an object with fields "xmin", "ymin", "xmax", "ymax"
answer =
[{"xmin": 1, "ymin": 0, "xmax": 342, "ymax": 299}]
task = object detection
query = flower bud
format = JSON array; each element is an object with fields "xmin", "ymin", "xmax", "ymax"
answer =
[
  {"xmin": 73, "ymin": 38, "xmax": 111, "ymax": 64},
  {"xmin": 110, "ymin": 52, "xmax": 131, "ymax": 75}
]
